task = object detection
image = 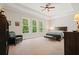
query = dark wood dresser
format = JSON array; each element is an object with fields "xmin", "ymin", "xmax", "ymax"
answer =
[
  {"xmin": 0, "ymin": 12, "xmax": 9, "ymax": 55},
  {"xmin": 64, "ymin": 32, "xmax": 79, "ymax": 55}
]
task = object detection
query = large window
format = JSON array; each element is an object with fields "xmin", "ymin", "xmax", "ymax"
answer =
[
  {"xmin": 39, "ymin": 21, "xmax": 43, "ymax": 32},
  {"xmin": 32, "ymin": 20, "xmax": 37, "ymax": 32},
  {"xmin": 23, "ymin": 18, "xmax": 29, "ymax": 33},
  {"xmin": 22, "ymin": 18, "xmax": 43, "ymax": 33}
]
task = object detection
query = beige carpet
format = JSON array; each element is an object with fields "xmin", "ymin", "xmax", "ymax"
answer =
[{"xmin": 9, "ymin": 37, "xmax": 64, "ymax": 55}]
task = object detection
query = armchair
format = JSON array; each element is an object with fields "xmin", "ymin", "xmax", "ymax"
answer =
[{"xmin": 8, "ymin": 31, "xmax": 23, "ymax": 45}]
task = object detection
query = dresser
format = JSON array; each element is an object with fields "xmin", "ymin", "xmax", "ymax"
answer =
[
  {"xmin": 0, "ymin": 12, "xmax": 9, "ymax": 55},
  {"xmin": 64, "ymin": 32, "xmax": 79, "ymax": 55}
]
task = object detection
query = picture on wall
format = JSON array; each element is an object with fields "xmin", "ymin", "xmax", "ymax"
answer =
[{"xmin": 15, "ymin": 21, "xmax": 20, "ymax": 26}]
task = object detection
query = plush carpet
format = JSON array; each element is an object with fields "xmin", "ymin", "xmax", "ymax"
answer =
[{"xmin": 9, "ymin": 37, "xmax": 64, "ymax": 55}]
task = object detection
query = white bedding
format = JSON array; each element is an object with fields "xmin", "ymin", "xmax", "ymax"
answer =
[{"xmin": 46, "ymin": 31, "xmax": 64, "ymax": 38}]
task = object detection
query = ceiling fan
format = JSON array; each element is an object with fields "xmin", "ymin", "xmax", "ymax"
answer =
[{"xmin": 40, "ymin": 3, "xmax": 55, "ymax": 12}]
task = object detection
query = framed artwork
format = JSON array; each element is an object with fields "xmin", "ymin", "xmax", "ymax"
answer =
[
  {"xmin": 15, "ymin": 21, "xmax": 20, "ymax": 26},
  {"xmin": 8, "ymin": 21, "xmax": 11, "ymax": 26}
]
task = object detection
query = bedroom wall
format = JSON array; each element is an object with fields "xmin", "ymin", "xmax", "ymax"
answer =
[
  {"xmin": 4, "ymin": 4, "xmax": 47, "ymax": 39},
  {"xmin": 52, "ymin": 14, "xmax": 77, "ymax": 31},
  {"xmin": 2, "ymin": 3, "xmax": 79, "ymax": 39},
  {"xmin": 51, "ymin": 4, "xmax": 79, "ymax": 32}
]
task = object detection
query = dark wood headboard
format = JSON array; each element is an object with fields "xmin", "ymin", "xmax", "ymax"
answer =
[{"xmin": 55, "ymin": 26, "xmax": 67, "ymax": 31}]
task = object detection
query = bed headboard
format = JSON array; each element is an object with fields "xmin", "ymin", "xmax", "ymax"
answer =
[{"xmin": 55, "ymin": 26, "xmax": 67, "ymax": 31}]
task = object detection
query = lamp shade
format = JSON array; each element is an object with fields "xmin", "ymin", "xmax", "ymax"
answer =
[{"xmin": 74, "ymin": 14, "xmax": 79, "ymax": 21}]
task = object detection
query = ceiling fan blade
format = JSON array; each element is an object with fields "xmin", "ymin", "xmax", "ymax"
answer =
[
  {"xmin": 46, "ymin": 3, "xmax": 51, "ymax": 7},
  {"xmin": 48, "ymin": 7, "xmax": 55, "ymax": 9},
  {"xmin": 51, "ymin": 7, "xmax": 55, "ymax": 8}
]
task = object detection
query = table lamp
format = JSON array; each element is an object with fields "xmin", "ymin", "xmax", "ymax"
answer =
[{"xmin": 74, "ymin": 14, "xmax": 79, "ymax": 32}]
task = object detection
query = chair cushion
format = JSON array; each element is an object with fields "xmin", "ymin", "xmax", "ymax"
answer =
[{"xmin": 9, "ymin": 31, "xmax": 16, "ymax": 37}]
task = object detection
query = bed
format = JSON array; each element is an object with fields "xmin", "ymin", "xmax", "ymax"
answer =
[{"xmin": 44, "ymin": 27, "xmax": 67, "ymax": 41}]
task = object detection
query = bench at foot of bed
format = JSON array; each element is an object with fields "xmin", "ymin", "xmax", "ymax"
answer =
[{"xmin": 44, "ymin": 35, "xmax": 61, "ymax": 41}]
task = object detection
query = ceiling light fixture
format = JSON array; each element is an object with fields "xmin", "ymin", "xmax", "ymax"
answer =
[{"xmin": 40, "ymin": 3, "xmax": 55, "ymax": 12}]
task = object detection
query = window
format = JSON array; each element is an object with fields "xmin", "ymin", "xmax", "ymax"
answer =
[
  {"xmin": 32, "ymin": 20, "xmax": 37, "ymax": 32},
  {"xmin": 39, "ymin": 21, "xmax": 43, "ymax": 32},
  {"xmin": 23, "ymin": 18, "xmax": 29, "ymax": 33}
]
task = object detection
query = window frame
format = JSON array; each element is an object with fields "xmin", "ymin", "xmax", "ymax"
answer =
[{"xmin": 23, "ymin": 18, "xmax": 29, "ymax": 33}]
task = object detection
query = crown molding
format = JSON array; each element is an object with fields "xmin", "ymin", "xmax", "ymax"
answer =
[{"xmin": 4, "ymin": 4, "xmax": 48, "ymax": 20}]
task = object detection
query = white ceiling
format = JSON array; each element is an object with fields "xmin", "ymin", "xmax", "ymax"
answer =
[
  {"xmin": 17, "ymin": 3, "xmax": 75, "ymax": 17},
  {"xmin": 2, "ymin": 3, "xmax": 79, "ymax": 19}
]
